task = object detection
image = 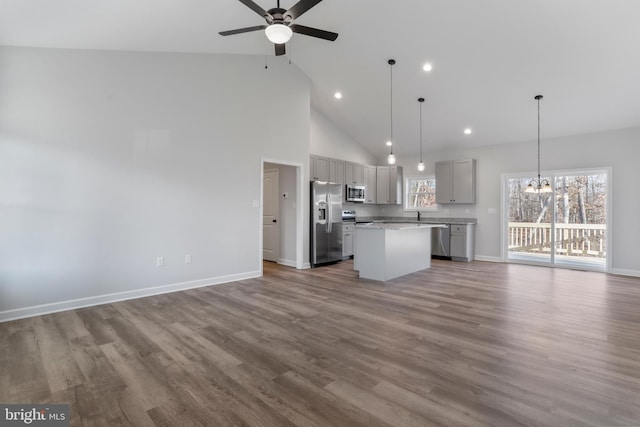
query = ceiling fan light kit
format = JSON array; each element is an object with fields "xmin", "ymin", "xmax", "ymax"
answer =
[{"xmin": 265, "ymin": 24, "xmax": 292, "ymax": 44}]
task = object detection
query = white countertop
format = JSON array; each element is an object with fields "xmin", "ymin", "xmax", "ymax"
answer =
[{"xmin": 356, "ymin": 223, "xmax": 446, "ymax": 231}]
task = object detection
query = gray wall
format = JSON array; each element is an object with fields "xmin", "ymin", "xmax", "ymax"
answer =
[
  {"xmin": 386, "ymin": 126, "xmax": 640, "ymax": 276},
  {"xmin": 0, "ymin": 46, "xmax": 311, "ymax": 319}
]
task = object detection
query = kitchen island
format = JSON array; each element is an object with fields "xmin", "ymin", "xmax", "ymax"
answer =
[{"xmin": 354, "ymin": 223, "xmax": 446, "ymax": 281}]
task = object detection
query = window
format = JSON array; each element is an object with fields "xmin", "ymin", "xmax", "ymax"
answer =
[{"xmin": 405, "ymin": 176, "xmax": 437, "ymax": 211}]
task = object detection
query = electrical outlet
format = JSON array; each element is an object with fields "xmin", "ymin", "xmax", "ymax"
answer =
[
  {"xmin": 156, "ymin": 256, "xmax": 164, "ymax": 267},
  {"xmin": 185, "ymin": 254, "xmax": 192, "ymax": 264}
]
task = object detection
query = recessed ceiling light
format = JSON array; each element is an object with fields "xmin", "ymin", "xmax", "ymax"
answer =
[
  {"xmin": 386, "ymin": 141, "xmax": 393, "ymax": 146},
  {"xmin": 464, "ymin": 128, "xmax": 472, "ymax": 135},
  {"xmin": 422, "ymin": 63, "xmax": 433, "ymax": 72},
  {"xmin": 334, "ymin": 92, "xmax": 342, "ymax": 99}
]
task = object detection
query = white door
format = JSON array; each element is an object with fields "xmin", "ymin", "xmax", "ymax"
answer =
[{"xmin": 263, "ymin": 169, "xmax": 280, "ymax": 262}]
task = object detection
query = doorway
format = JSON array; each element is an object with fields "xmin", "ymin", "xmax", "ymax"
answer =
[
  {"xmin": 261, "ymin": 160, "xmax": 304, "ymax": 270},
  {"xmin": 503, "ymin": 168, "xmax": 610, "ymax": 272}
]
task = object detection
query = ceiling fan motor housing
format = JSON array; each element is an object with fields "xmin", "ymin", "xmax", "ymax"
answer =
[{"xmin": 266, "ymin": 8, "xmax": 293, "ymax": 25}]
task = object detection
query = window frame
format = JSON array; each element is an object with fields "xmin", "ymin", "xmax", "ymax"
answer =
[{"xmin": 404, "ymin": 175, "xmax": 438, "ymax": 212}]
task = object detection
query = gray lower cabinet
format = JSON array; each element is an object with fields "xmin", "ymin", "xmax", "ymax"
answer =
[
  {"xmin": 342, "ymin": 223, "xmax": 355, "ymax": 257},
  {"xmin": 450, "ymin": 224, "xmax": 475, "ymax": 262}
]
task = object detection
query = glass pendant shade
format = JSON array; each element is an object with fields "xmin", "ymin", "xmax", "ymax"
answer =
[
  {"xmin": 265, "ymin": 24, "xmax": 293, "ymax": 44},
  {"xmin": 417, "ymin": 162, "xmax": 425, "ymax": 172},
  {"xmin": 525, "ymin": 183, "xmax": 535, "ymax": 193},
  {"xmin": 387, "ymin": 153, "xmax": 396, "ymax": 165}
]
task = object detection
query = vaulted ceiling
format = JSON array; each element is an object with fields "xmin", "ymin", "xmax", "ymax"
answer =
[{"xmin": 2, "ymin": 0, "xmax": 640, "ymax": 159}]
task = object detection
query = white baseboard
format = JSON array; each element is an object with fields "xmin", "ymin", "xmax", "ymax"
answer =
[
  {"xmin": 474, "ymin": 255, "xmax": 502, "ymax": 263},
  {"xmin": 277, "ymin": 259, "xmax": 297, "ymax": 268},
  {"xmin": 0, "ymin": 270, "xmax": 261, "ymax": 323},
  {"xmin": 611, "ymin": 268, "xmax": 640, "ymax": 278},
  {"xmin": 302, "ymin": 262, "xmax": 311, "ymax": 269}
]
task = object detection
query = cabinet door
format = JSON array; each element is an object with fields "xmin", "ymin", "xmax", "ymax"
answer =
[
  {"xmin": 452, "ymin": 160, "xmax": 475, "ymax": 203},
  {"xmin": 364, "ymin": 165, "xmax": 377, "ymax": 204},
  {"xmin": 346, "ymin": 162, "xmax": 364, "ymax": 185},
  {"xmin": 353, "ymin": 163, "xmax": 364, "ymax": 184},
  {"xmin": 329, "ymin": 159, "xmax": 345, "ymax": 185},
  {"xmin": 389, "ymin": 166, "xmax": 402, "ymax": 205},
  {"xmin": 376, "ymin": 166, "xmax": 390, "ymax": 204},
  {"xmin": 311, "ymin": 156, "xmax": 329, "ymax": 182},
  {"xmin": 435, "ymin": 161, "xmax": 452, "ymax": 203},
  {"xmin": 450, "ymin": 232, "xmax": 467, "ymax": 258}
]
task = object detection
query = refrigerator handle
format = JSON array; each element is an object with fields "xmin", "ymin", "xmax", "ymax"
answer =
[{"xmin": 326, "ymin": 193, "xmax": 332, "ymax": 233}]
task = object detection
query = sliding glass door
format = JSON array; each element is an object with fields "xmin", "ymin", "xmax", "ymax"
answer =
[{"xmin": 504, "ymin": 169, "xmax": 609, "ymax": 272}]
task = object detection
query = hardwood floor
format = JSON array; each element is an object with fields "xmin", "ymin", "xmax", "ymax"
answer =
[{"xmin": 2, "ymin": 260, "xmax": 640, "ymax": 426}]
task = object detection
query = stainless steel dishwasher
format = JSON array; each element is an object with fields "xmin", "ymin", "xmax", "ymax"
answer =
[{"xmin": 431, "ymin": 224, "xmax": 450, "ymax": 259}]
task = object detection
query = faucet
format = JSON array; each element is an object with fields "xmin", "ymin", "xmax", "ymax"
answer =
[{"xmin": 417, "ymin": 211, "xmax": 421, "ymax": 221}]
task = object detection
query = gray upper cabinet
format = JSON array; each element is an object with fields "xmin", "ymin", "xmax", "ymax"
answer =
[
  {"xmin": 345, "ymin": 161, "xmax": 364, "ymax": 185},
  {"xmin": 435, "ymin": 159, "xmax": 476, "ymax": 204},
  {"xmin": 376, "ymin": 166, "xmax": 390, "ymax": 203},
  {"xmin": 329, "ymin": 158, "xmax": 345, "ymax": 186},
  {"xmin": 376, "ymin": 165, "xmax": 403, "ymax": 205},
  {"xmin": 364, "ymin": 164, "xmax": 377, "ymax": 204},
  {"xmin": 310, "ymin": 155, "xmax": 329, "ymax": 182},
  {"xmin": 388, "ymin": 166, "xmax": 403, "ymax": 205}
]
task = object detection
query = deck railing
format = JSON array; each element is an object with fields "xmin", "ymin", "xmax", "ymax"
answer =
[{"xmin": 508, "ymin": 222, "xmax": 606, "ymax": 258}]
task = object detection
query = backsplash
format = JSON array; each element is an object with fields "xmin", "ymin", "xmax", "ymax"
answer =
[{"xmin": 379, "ymin": 204, "xmax": 477, "ymax": 219}]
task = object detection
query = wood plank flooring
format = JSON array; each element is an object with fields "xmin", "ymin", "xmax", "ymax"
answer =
[{"xmin": 2, "ymin": 260, "xmax": 640, "ymax": 426}]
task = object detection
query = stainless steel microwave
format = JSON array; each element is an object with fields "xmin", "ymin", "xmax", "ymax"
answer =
[{"xmin": 346, "ymin": 184, "xmax": 365, "ymax": 202}]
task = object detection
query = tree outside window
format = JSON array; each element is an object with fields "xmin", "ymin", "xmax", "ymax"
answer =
[{"xmin": 405, "ymin": 177, "xmax": 437, "ymax": 210}]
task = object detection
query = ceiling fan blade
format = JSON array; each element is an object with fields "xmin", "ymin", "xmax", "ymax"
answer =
[
  {"xmin": 275, "ymin": 43, "xmax": 286, "ymax": 56},
  {"xmin": 290, "ymin": 24, "xmax": 338, "ymax": 41},
  {"xmin": 237, "ymin": 0, "xmax": 270, "ymax": 18},
  {"xmin": 285, "ymin": 0, "xmax": 323, "ymax": 20},
  {"xmin": 219, "ymin": 25, "xmax": 267, "ymax": 36}
]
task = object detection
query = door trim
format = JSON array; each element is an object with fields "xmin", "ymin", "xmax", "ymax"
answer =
[{"xmin": 260, "ymin": 158, "xmax": 305, "ymax": 273}]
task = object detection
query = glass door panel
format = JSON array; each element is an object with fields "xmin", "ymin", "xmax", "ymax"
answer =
[
  {"xmin": 553, "ymin": 174, "xmax": 607, "ymax": 270},
  {"xmin": 506, "ymin": 177, "xmax": 553, "ymax": 264}
]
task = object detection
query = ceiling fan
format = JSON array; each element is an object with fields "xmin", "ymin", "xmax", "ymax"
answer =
[{"xmin": 219, "ymin": 0, "xmax": 338, "ymax": 56}]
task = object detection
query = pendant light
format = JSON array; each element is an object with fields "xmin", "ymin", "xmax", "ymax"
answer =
[
  {"xmin": 387, "ymin": 59, "xmax": 396, "ymax": 165},
  {"xmin": 525, "ymin": 95, "xmax": 552, "ymax": 193},
  {"xmin": 417, "ymin": 97, "xmax": 425, "ymax": 171}
]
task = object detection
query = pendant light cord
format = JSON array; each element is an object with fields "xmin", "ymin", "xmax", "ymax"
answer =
[
  {"xmin": 389, "ymin": 61, "xmax": 394, "ymax": 154},
  {"xmin": 537, "ymin": 96, "xmax": 541, "ymax": 183},
  {"xmin": 419, "ymin": 101, "xmax": 423, "ymax": 162}
]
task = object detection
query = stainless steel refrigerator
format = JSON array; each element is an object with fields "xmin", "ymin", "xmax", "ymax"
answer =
[{"xmin": 310, "ymin": 181, "xmax": 343, "ymax": 267}]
